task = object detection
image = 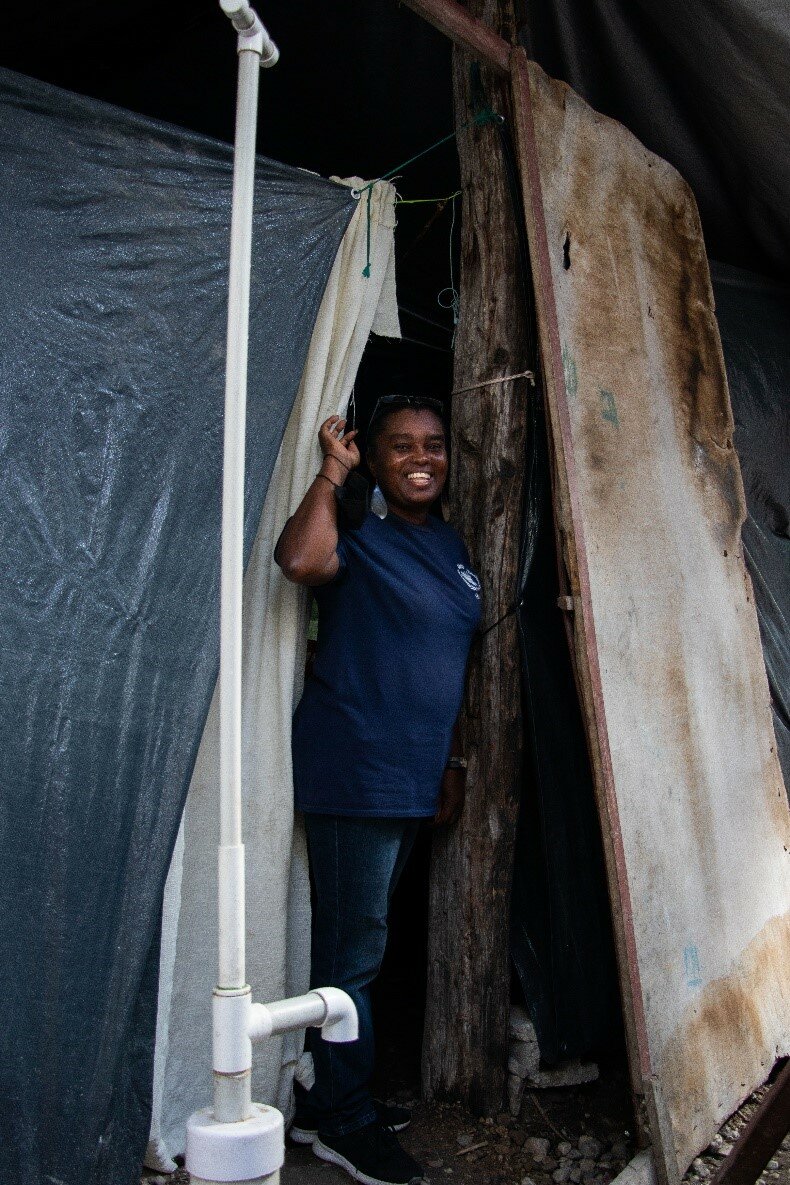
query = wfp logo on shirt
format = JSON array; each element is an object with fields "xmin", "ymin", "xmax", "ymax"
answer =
[{"xmin": 456, "ymin": 564, "xmax": 481, "ymax": 599}]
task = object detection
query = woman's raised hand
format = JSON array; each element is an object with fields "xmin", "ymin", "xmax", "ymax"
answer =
[
  {"xmin": 319, "ymin": 416, "xmax": 361, "ymax": 473},
  {"xmin": 277, "ymin": 416, "xmax": 357, "ymax": 585}
]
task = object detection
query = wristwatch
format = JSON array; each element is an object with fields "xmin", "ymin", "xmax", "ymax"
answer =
[{"xmin": 445, "ymin": 757, "xmax": 467, "ymax": 771}]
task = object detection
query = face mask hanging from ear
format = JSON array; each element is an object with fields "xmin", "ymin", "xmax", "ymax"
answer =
[{"xmin": 371, "ymin": 483, "xmax": 388, "ymax": 519}]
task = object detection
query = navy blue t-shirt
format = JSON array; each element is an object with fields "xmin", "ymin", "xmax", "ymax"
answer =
[{"xmin": 292, "ymin": 510, "xmax": 481, "ymax": 817}]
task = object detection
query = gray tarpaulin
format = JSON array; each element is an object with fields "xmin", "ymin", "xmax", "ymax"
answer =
[
  {"xmin": 523, "ymin": 0, "xmax": 790, "ymax": 278},
  {"xmin": 711, "ymin": 261, "xmax": 790, "ymax": 792},
  {"xmin": 0, "ymin": 68, "xmax": 354, "ymax": 1185}
]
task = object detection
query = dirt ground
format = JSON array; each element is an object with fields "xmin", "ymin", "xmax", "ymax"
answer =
[
  {"xmin": 372, "ymin": 1075, "xmax": 636, "ymax": 1185},
  {"xmin": 148, "ymin": 1071, "xmax": 790, "ymax": 1184}
]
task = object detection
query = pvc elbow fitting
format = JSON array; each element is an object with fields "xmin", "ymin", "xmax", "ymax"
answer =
[
  {"xmin": 213, "ymin": 987, "xmax": 358, "ymax": 1077},
  {"xmin": 312, "ymin": 986, "xmax": 359, "ymax": 1043},
  {"xmin": 219, "ymin": 0, "xmax": 280, "ymax": 65},
  {"xmin": 247, "ymin": 988, "xmax": 358, "ymax": 1046}
]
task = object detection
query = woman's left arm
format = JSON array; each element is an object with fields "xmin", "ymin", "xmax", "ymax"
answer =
[{"xmin": 434, "ymin": 721, "xmax": 466, "ymax": 826}]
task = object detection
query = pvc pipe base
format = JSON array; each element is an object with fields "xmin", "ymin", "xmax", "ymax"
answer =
[
  {"xmin": 214, "ymin": 986, "xmax": 252, "ymax": 1075},
  {"xmin": 186, "ymin": 1103, "xmax": 284, "ymax": 1183},
  {"xmin": 191, "ymin": 1175, "xmax": 279, "ymax": 1185},
  {"xmin": 214, "ymin": 1068, "xmax": 252, "ymax": 1124}
]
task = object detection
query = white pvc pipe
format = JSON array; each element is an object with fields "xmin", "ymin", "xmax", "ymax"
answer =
[
  {"xmin": 185, "ymin": 15, "xmax": 364, "ymax": 1181},
  {"xmin": 186, "ymin": 12, "xmax": 360, "ymax": 1181},
  {"xmin": 218, "ymin": 41, "xmax": 259, "ymax": 984},
  {"xmin": 212, "ymin": 988, "xmax": 360, "ymax": 1079},
  {"xmin": 249, "ymin": 994, "xmax": 327, "ymax": 1041},
  {"xmin": 214, "ymin": 14, "xmax": 262, "ymax": 1129},
  {"xmin": 248, "ymin": 988, "xmax": 359, "ymax": 1045},
  {"xmin": 220, "ymin": 0, "xmax": 280, "ymax": 64},
  {"xmin": 207, "ymin": 982, "xmax": 358, "ymax": 1136},
  {"xmin": 192, "ymin": 1177, "xmax": 279, "ymax": 1185}
]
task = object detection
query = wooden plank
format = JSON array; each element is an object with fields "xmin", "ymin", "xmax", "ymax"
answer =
[
  {"xmin": 710, "ymin": 1060, "xmax": 790, "ymax": 1185},
  {"xmin": 421, "ymin": 0, "xmax": 529, "ymax": 1117},
  {"xmin": 508, "ymin": 43, "xmax": 790, "ymax": 1184},
  {"xmin": 508, "ymin": 43, "xmax": 654, "ymax": 1125},
  {"xmin": 398, "ymin": 0, "xmax": 511, "ymax": 74}
]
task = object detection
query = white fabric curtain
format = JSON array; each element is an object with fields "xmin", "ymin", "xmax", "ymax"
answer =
[{"xmin": 146, "ymin": 178, "xmax": 400, "ymax": 1169}]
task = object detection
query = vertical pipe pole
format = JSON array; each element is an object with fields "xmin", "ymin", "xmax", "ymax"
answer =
[
  {"xmin": 216, "ymin": 45, "xmax": 260, "ymax": 1123},
  {"xmin": 219, "ymin": 44, "xmax": 259, "ymax": 983}
]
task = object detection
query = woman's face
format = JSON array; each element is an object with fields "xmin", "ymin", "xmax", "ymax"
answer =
[{"xmin": 369, "ymin": 408, "xmax": 448, "ymax": 515}]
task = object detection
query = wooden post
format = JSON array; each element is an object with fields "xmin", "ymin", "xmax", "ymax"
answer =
[{"xmin": 421, "ymin": 0, "xmax": 530, "ymax": 1117}]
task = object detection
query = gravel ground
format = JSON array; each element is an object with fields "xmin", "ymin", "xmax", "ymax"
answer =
[
  {"xmin": 143, "ymin": 1071, "xmax": 790, "ymax": 1185},
  {"xmin": 680, "ymin": 1083, "xmax": 790, "ymax": 1185}
]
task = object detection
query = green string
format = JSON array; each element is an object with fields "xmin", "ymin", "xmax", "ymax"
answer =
[
  {"xmin": 362, "ymin": 188, "xmax": 373, "ymax": 278},
  {"xmin": 358, "ymin": 108, "xmax": 499, "ymax": 277},
  {"xmin": 395, "ymin": 190, "xmax": 462, "ymax": 205}
]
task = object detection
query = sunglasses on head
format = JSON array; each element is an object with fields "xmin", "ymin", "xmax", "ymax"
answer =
[{"xmin": 368, "ymin": 394, "xmax": 445, "ymax": 423}]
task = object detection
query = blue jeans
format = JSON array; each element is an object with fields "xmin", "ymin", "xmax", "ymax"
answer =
[{"xmin": 294, "ymin": 814, "xmax": 420, "ymax": 1138}]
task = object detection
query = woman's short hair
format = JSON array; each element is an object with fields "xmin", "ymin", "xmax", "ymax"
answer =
[{"xmin": 366, "ymin": 394, "xmax": 446, "ymax": 454}]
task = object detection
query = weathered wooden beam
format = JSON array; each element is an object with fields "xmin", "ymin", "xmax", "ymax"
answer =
[
  {"xmin": 398, "ymin": 0, "xmax": 511, "ymax": 74},
  {"xmin": 709, "ymin": 1060, "xmax": 790, "ymax": 1185},
  {"xmin": 506, "ymin": 42, "xmax": 658, "ymax": 1164},
  {"xmin": 421, "ymin": 0, "xmax": 529, "ymax": 1117}
]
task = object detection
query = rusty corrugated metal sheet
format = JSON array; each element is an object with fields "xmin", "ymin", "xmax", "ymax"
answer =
[{"xmin": 511, "ymin": 49, "xmax": 790, "ymax": 1184}]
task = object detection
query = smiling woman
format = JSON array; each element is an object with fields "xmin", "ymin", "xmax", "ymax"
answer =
[
  {"xmin": 366, "ymin": 394, "xmax": 448, "ymax": 518},
  {"xmin": 274, "ymin": 396, "xmax": 481, "ymax": 1185}
]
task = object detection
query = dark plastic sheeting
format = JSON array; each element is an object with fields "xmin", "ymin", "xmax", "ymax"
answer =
[
  {"xmin": 523, "ymin": 0, "xmax": 789, "ymax": 278},
  {"xmin": 511, "ymin": 381, "xmax": 620, "ymax": 1065},
  {"xmin": 0, "ymin": 69, "xmax": 354, "ymax": 1185},
  {"xmin": 711, "ymin": 262, "xmax": 790, "ymax": 794}
]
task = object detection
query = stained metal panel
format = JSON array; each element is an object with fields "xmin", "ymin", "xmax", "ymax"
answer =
[{"xmin": 510, "ymin": 50, "xmax": 790, "ymax": 1182}]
